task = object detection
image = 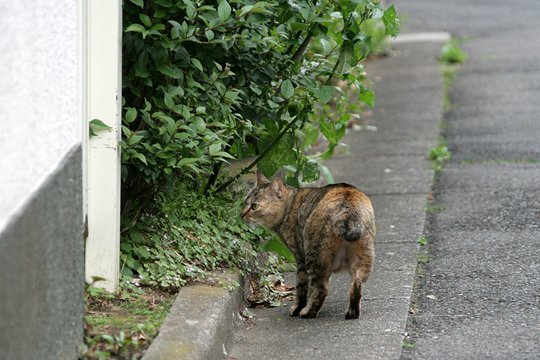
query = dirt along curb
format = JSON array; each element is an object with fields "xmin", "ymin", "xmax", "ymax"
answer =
[{"xmin": 142, "ymin": 272, "xmax": 243, "ymax": 360}]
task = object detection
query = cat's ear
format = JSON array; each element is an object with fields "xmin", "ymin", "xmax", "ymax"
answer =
[
  {"xmin": 256, "ymin": 170, "xmax": 270, "ymax": 185},
  {"xmin": 273, "ymin": 170, "xmax": 284, "ymax": 180},
  {"xmin": 270, "ymin": 176, "xmax": 285, "ymax": 198}
]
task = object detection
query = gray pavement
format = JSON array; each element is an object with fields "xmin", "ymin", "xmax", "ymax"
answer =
[
  {"xmin": 391, "ymin": 1, "xmax": 540, "ymax": 359},
  {"xmin": 229, "ymin": 40, "xmax": 446, "ymax": 360}
]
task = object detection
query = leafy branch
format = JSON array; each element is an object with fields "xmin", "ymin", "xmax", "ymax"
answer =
[{"xmin": 121, "ymin": 0, "xmax": 400, "ymax": 212}]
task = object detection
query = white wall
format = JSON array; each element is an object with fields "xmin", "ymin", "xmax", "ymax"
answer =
[
  {"xmin": 0, "ymin": 2, "xmax": 84, "ymax": 357},
  {"xmin": 0, "ymin": 1, "xmax": 80, "ymax": 231}
]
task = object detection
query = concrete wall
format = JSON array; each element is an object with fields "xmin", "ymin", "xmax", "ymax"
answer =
[{"xmin": 0, "ymin": 1, "xmax": 84, "ymax": 359}]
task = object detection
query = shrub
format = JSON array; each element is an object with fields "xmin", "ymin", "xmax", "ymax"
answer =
[{"xmin": 121, "ymin": 0, "xmax": 400, "ymax": 210}]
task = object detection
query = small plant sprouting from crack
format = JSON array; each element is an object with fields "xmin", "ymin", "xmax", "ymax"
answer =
[{"xmin": 428, "ymin": 143, "xmax": 451, "ymax": 172}]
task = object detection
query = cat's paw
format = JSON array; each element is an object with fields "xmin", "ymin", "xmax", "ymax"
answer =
[
  {"xmin": 289, "ymin": 304, "xmax": 302, "ymax": 317},
  {"xmin": 345, "ymin": 308, "xmax": 360, "ymax": 319},
  {"xmin": 299, "ymin": 307, "xmax": 318, "ymax": 319}
]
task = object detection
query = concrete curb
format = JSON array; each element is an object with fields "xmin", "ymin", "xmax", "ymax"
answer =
[{"xmin": 142, "ymin": 273, "xmax": 242, "ymax": 360}]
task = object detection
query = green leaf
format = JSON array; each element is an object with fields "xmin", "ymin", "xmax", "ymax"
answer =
[
  {"xmin": 238, "ymin": 5, "xmax": 253, "ymax": 17},
  {"xmin": 212, "ymin": 151, "xmax": 235, "ymax": 159},
  {"xmin": 139, "ymin": 14, "xmax": 152, "ymax": 27},
  {"xmin": 124, "ymin": 108, "xmax": 137, "ymax": 123},
  {"xmin": 128, "ymin": 134, "xmax": 144, "ymax": 146},
  {"xmin": 319, "ymin": 120, "xmax": 334, "ymax": 143},
  {"xmin": 267, "ymin": 100, "xmax": 279, "ymax": 109},
  {"xmin": 209, "ymin": 143, "xmax": 221, "ymax": 155},
  {"xmin": 383, "ymin": 5, "xmax": 400, "ymax": 37},
  {"xmin": 90, "ymin": 119, "xmax": 112, "ymax": 131},
  {"xmin": 311, "ymin": 86, "xmax": 334, "ymax": 104},
  {"xmin": 261, "ymin": 236, "xmax": 295, "ymax": 262},
  {"xmin": 205, "ymin": 29, "xmax": 215, "ymax": 41},
  {"xmin": 218, "ymin": 0, "xmax": 232, "ymax": 22},
  {"xmin": 132, "ymin": 152, "xmax": 148, "ymax": 165},
  {"xmin": 337, "ymin": 40, "xmax": 354, "ymax": 72},
  {"xmin": 164, "ymin": 93, "xmax": 175, "ymax": 109},
  {"xmin": 301, "ymin": 125, "xmax": 320, "ymax": 148},
  {"xmin": 250, "ymin": 83, "xmax": 262, "ymax": 95},
  {"xmin": 89, "ymin": 119, "xmax": 112, "ymax": 137},
  {"xmin": 371, "ymin": 7, "xmax": 384, "ymax": 19},
  {"xmin": 358, "ymin": 88, "xmax": 375, "ymax": 108},
  {"xmin": 280, "ymin": 79, "xmax": 295, "ymax": 99},
  {"xmin": 191, "ymin": 58, "xmax": 204, "ymax": 72},
  {"xmin": 225, "ymin": 90, "xmax": 241, "ymax": 102},
  {"xmin": 191, "ymin": 118, "xmax": 206, "ymax": 132},
  {"xmin": 183, "ymin": 0, "xmax": 196, "ymax": 18},
  {"xmin": 301, "ymin": 158, "xmax": 320, "ymax": 183},
  {"xmin": 121, "ymin": 125, "xmax": 132, "ymax": 137},
  {"xmin": 130, "ymin": 0, "xmax": 144, "ymax": 9},
  {"xmin": 125, "ymin": 24, "xmax": 146, "ymax": 34},
  {"xmin": 177, "ymin": 157, "xmax": 201, "ymax": 167}
]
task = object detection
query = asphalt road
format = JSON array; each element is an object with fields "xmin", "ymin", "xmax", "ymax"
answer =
[{"xmin": 392, "ymin": 1, "xmax": 540, "ymax": 359}]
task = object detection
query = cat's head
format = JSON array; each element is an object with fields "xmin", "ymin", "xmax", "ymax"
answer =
[{"xmin": 241, "ymin": 171, "xmax": 289, "ymax": 229}]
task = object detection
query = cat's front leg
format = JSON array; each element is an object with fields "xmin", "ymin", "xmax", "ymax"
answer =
[{"xmin": 290, "ymin": 263, "xmax": 308, "ymax": 316}]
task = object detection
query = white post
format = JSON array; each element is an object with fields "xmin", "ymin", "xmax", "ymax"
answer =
[{"xmin": 84, "ymin": 0, "xmax": 122, "ymax": 292}]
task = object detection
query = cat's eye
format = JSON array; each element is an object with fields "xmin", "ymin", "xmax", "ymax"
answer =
[{"xmin": 251, "ymin": 203, "xmax": 259, "ymax": 210}]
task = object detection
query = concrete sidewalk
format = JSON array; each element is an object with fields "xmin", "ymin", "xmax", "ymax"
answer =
[{"xmin": 229, "ymin": 40, "xmax": 446, "ymax": 360}]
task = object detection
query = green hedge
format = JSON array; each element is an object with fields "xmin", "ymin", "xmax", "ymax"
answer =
[{"xmin": 121, "ymin": 0, "xmax": 399, "ymax": 210}]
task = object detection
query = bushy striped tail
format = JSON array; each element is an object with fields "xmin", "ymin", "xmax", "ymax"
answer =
[{"xmin": 335, "ymin": 206, "xmax": 373, "ymax": 242}]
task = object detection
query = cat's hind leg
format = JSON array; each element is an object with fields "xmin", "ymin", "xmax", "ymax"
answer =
[
  {"xmin": 290, "ymin": 263, "xmax": 308, "ymax": 316},
  {"xmin": 345, "ymin": 247, "xmax": 373, "ymax": 319},
  {"xmin": 345, "ymin": 274, "xmax": 363, "ymax": 319}
]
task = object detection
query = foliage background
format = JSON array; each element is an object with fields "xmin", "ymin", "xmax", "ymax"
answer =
[{"xmin": 119, "ymin": 0, "xmax": 399, "ymax": 289}]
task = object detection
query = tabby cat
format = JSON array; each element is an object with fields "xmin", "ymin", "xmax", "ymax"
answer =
[{"xmin": 242, "ymin": 171, "xmax": 375, "ymax": 319}]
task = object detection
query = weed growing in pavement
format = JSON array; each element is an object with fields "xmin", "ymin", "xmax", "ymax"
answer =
[
  {"xmin": 402, "ymin": 339, "xmax": 416, "ymax": 350},
  {"xmin": 439, "ymin": 39, "xmax": 467, "ymax": 65},
  {"xmin": 417, "ymin": 236, "xmax": 428, "ymax": 246},
  {"xmin": 417, "ymin": 250, "xmax": 430, "ymax": 264},
  {"xmin": 428, "ymin": 143, "xmax": 451, "ymax": 173},
  {"xmin": 429, "ymin": 39, "xmax": 464, "ymax": 175},
  {"xmin": 440, "ymin": 39, "xmax": 466, "ymax": 111}
]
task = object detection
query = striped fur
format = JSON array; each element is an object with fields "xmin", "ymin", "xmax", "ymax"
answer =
[{"xmin": 242, "ymin": 171, "xmax": 375, "ymax": 319}]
